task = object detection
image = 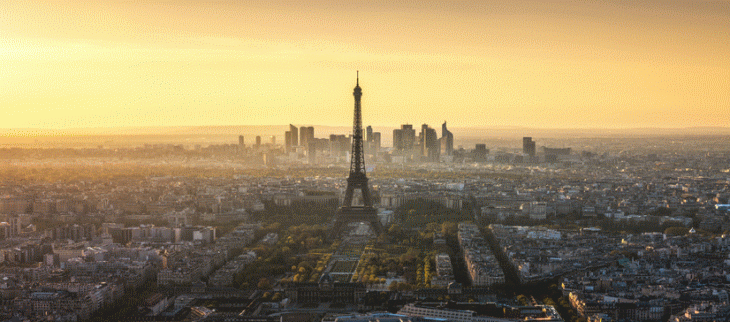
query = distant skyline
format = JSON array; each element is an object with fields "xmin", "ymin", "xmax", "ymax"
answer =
[{"xmin": 2, "ymin": 1, "xmax": 729, "ymax": 130}]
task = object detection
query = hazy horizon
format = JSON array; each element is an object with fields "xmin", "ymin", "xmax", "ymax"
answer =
[{"xmin": 3, "ymin": 124, "xmax": 730, "ymax": 149}]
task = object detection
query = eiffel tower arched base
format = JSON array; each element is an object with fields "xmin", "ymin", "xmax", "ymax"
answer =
[{"xmin": 330, "ymin": 206, "xmax": 383, "ymax": 239}]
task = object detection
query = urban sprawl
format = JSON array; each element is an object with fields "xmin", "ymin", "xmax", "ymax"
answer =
[{"xmin": 1, "ymin": 124, "xmax": 729, "ymax": 322}]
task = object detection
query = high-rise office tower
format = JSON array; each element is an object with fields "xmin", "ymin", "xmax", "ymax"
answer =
[
  {"xmin": 426, "ymin": 127, "xmax": 440, "ymax": 162},
  {"xmin": 285, "ymin": 131, "xmax": 292, "ymax": 149},
  {"xmin": 393, "ymin": 129, "xmax": 403, "ymax": 151},
  {"xmin": 300, "ymin": 126, "xmax": 314, "ymax": 150},
  {"xmin": 289, "ymin": 124, "xmax": 298, "ymax": 146},
  {"xmin": 255, "ymin": 136, "xmax": 262, "ymax": 147},
  {"xmin": 474, "ymin": 144, "xmax": 488, "ymax": 162},
  {"xmin": 420, "ymin": 124, "xmax": 428, "ymax": 156},
  {"xmin": 419, "ymin": 124, "xmax": 439, "ymax": 162},
  {"xmin": 270, "ymin": 136, "xmax": 276, "ymax": 145},
  {"xmin": 372, "ymin": 132, "xmax": 381, "ymax": 153},
  {"xmin": 365, "ymin": 125, "xmax": 380, "ymax": 155},
  {"xmin": 523, "ymin": 137, "xmax": 536, "ymax": 157},
  {"xmin": 393, "ymin": 124, "xmax": 415, "ymax": 152},
  {"xmin": 441, "ymin": 121, "xmax": 453, "ymax": 156},
  {"xmin": 300, "ymin": 127, "xmax": 307, "ymax": 149},
  {"xmin": 238, "ymin": 135, "xmax": 245, "ymax": 147},
  {"xmin": 404, "ymin": 125, "xmax": 415, "ymax": 151},
  {"xmin": 331, "ymin": 73, "xmax": 382, "ymax": 238},
  {"xmin": 329, "ymin": 134, "xmax": 351, "ymax": 156}
]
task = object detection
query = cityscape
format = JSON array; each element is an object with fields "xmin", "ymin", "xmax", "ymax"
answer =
[
  {"xmin": 3, "ymin": 1, "xmax": 730, "ymax": 322},
  {"xmin": 2, "ymin": 74, "xmax": 730, "ymax": 322}
]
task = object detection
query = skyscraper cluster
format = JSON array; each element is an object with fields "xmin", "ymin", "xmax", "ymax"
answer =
[
  {"xmin": 420, "ymin": 124, "xmax": 439, "ymax": 162},
  {"xmin": 285, "ymin": 125, "xmax": 316, "ymax": 151},
  {"xmin": 239, "ymin": 125, "xmax": 566, "ymax": 166},
  {"xmin": 281, "ymin": 124, "xmax": 383, "ymax": 164},
  {"xmin": 392, "ymin": 122, "xmax": 453, "ymax": 162},
  {"xmin": 365, "ymin": 125, "xmax": 381, "ymax": 156},
  {"xmin": 238, "ymin": 78, "xmax": 576, "ymax": 167},
  {"xmin": 285, "ymin": 124, "xmax": 298, "ymax": 152}
]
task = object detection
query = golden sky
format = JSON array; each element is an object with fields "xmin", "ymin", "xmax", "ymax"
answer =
[{"xmin": 1, "ymin": 0, "xmax": 729, "ymax": 129}]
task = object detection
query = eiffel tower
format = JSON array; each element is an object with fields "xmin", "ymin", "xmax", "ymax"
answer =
[{"xmin": 331, "ymin": 72, "xmax": 384, "ymax": 238}]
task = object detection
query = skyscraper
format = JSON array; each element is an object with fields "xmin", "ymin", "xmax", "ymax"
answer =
[
  {"xmin": 300, "ymin": 127, "xmax": 307, "ymax": 149},
  {"xmin": 420, "ymin": 124, "xmax": 440, "ymax": 162},
  {"xmin": 365, "ymin": 125, "xmax": 380, "ymax": 155},
  {"xmin": 441, "ymin": 121, "xmax": 453, "ymax": 156},
  {"xmin": 420, "ymin": 124, "xmax": 428, "ymax": 156},
  {"xmin": 285, "ymin": 131, "xmax": 292, "ymax": 149},
  {"xmin": 255, "ymin": 136, "xmax": 262, "ymax": 147},
  {"xmin": 307, "ymin": 126, "xmax": 314, "ymax": 144},
  {"xmin": 475, "ymin": 144, "xmax": 488, "ymax": 162},
  {"xmin": 329, "ymin": 134, "xmax": 351, "ymax": 157},
  {"xmin": 300, "ymin": 126, "xmax": 314, "ymax": 150},
  {"xmin": 393, "ymin": 124, "xmax": 415, "ymax": 152},
  {"xmin": 372, "ymin": 132, "xmax": 381, "ymax": 153},
  {"xmin": 403, "ymin": 125, "xmax": 415, "ymax": 151},
  {"xmin": 523, "ymin": 137, "xmax": 536, "ymax": 157},
  {"xmin": 289, "ymin": 124, "xmax": 298, "ymax": 146},
  {"xmin": 238, "ymin": 135, "xmax": 245, "ymax": 147},
  {"xmin": 393, "ymin": 129, "xmax": 403, "ymax": 151}
]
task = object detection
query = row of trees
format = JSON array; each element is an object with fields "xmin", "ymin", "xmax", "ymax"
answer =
[
  {"xmin": 415, "ymin": 256, "xmax": 435, "ymax": 288},
  {"xmin": 235, "ymin": 224, "xmax": 333, "ymax": 289},
  {"xmin": 283, "ymin": 253, "xmax": 331, "ymax": 284},
  {"xmin": 355, "ymin": 220, "xmax": 463, "ymax": 288}
]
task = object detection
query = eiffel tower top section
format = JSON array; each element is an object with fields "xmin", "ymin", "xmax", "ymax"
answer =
[{"xmin": 349, "ymin": 71, "xmax": 366, "ymax": 178}]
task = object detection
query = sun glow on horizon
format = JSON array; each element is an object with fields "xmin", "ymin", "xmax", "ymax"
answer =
[{"xmin": 2, "ymin": 0, "xmax": 729, "ymax": 130}]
